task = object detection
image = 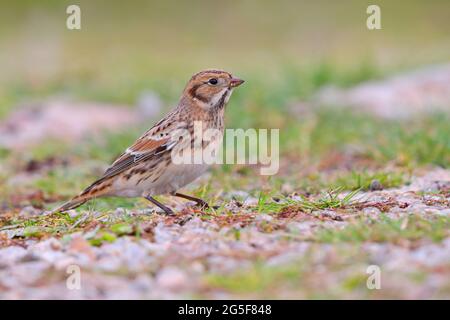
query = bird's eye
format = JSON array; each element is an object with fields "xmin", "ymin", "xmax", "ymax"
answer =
[{"xmin": 208, "ymin": 78, "xmax": 218, "ymax": 85}]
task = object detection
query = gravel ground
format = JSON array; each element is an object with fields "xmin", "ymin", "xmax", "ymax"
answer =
[{"xmin": 0, "ymin": 169, "xmax": 448, "ymax": 299}]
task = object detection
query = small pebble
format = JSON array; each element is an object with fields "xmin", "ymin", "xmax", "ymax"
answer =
[
  {"xmin": 369, "ymin": 179, "xmax": 383, "ymax": 191},
  {"xmin": 155, "ymin": 267, "xmax": 189, "ymax": 290}
]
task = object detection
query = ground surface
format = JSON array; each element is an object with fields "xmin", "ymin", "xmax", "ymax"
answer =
[
  {"xmin": 0, "ymin": 168, "xmax": 449, "ymax": 299},
  {"xmin": 1, "ymin": 94, "xmax": 449, "ymax": 298}
]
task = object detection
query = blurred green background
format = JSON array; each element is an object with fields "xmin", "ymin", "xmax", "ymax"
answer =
[{"xmin": 1, "ymin": 0, "xmax": 449, "ymax": 114}]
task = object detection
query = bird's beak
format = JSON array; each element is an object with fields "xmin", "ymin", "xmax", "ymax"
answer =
[{"xmin": 230, "ymin": 77, "xmax": 245, "ymax": 88}]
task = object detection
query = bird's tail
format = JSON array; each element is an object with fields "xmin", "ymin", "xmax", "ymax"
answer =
[
  {"xmin": 52, "ymin": 195, "xmax": 88, "ymax": 213},
  {"xmin": 52, "ymin": 177, "xmax": 113, "ymax": 213}
]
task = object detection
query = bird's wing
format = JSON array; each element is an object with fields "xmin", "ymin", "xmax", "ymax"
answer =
[
  {"xmin": 102, "ymin": 135, "xmax": 174, "ymax": 178},
  {"xmin": 81, "ymin": 117, "xmax": 186, "ymax": 194},
  {"xmin": 105, "ymin": 118, "xmax": 187, "ymax": 177}
]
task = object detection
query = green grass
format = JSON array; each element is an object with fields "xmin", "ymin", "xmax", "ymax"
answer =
[
  {"xmin": 282, "ymin": 110, "xmax": 450, "ymax": 168},
  {"xmin": 0, "ymin": 207, "xmax": 153, "ymax": 241},
  {"xmin": 331, "ymin": 170, "xmax": 408, "ymax": 191},
  {"xmin": 89, "ymin": 232, "xmax": 117, "ymax": 246},
  {"xmin": 254, "ymin": 188, "xmax": 360, "ymax": 215},
  {"xmin": 205, "ymin": 258, "xmax": 312, "ymax": 297},
  {"xmin": 313, "ymin": 215, "xmax": 449, "ymax": 244}
]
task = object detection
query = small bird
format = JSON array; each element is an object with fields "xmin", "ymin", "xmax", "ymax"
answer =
[{"xmin": 54, "ymin": 69, "xmax": 244, "ymax": 215}]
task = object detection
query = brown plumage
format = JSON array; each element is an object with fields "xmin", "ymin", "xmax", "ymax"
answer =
[{"xmin": 54, "ymin": 69, "xmax": 244, "ymax": 215}]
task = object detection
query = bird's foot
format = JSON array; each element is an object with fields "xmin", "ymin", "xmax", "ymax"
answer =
[
  {"xmin": 194, "ymin": 199, "xmax": 209, "ymax": 210},
  {"xmin": 172, "ymin": 192, "xmax": 210, "ymax": 210},
  {"xmin": 144, "ymin": 195, "xmax": 175, "ymax": 216}
]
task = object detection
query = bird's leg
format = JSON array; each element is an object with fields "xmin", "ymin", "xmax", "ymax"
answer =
[
  {"xmin": 144, "ymin": 195, "xmax": 175, "ymax": 216},
  {"xmin": 172, "ymin": 192, "xmax": 209, "ymax": 209}
]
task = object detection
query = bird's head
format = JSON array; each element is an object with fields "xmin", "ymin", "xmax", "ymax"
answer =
[{"xmin": 183, "ymin": 69, "xmax": 244, "ymax": 110}]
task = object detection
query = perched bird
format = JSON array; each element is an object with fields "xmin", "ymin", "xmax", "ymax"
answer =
[{"xmin": 54, "ymin": 70, "xmax": 244, "ymax": 215}]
